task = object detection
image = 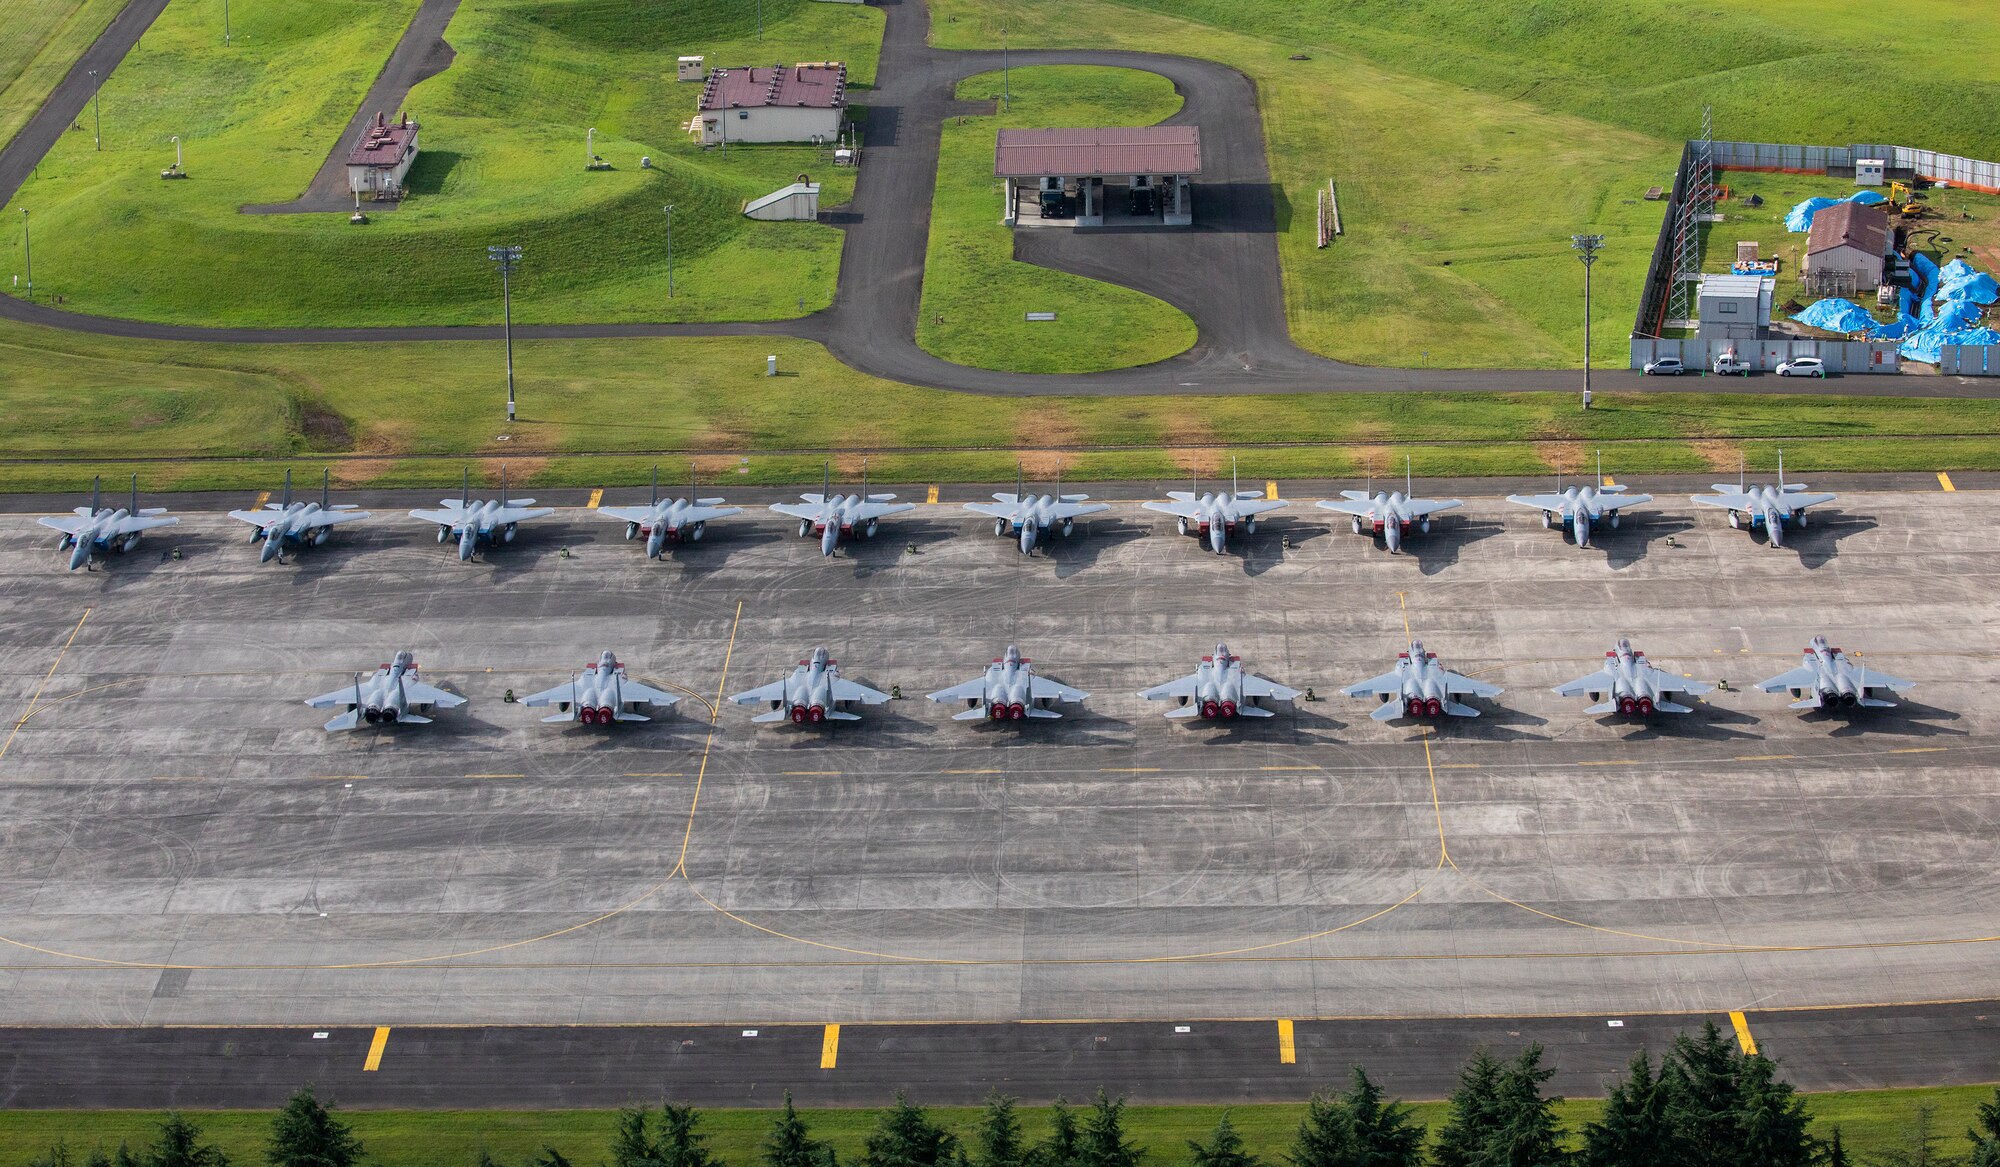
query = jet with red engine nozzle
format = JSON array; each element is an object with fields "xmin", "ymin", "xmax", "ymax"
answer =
[
  {"xmin": 730, "ymin": 646, "xmax": 891, "ymax": 725},
  {"xmin": 39, "ymin": 475, "xmax": 179, "ymax": 571},
  {"xmin": 521, "ymin": 650, "xmax": 679, "ymax": 724},
  {"xmin": 227, "ymin": 469, "xmax": 370, "ymax": 563},
  {"xmin": 1142, "ymin": 462, "xmax": 1288, "ymax": 554},
  {"xmin": 304, "ymin": 651, "xmax": 465, "ymax": 731},
  {"xmin": 1343, "ymin": 640, "xmax": 1502, "ymax": 720},
  {"xmin": 409, "ymin": 467, "xmax": 555, "ymax": 561},
  {"xmin": 1553, "ymin": 638, "xmax": 1712, "ymax": 716},
  {"xmin": 1139, "ymin": 642, "xmax": 1300, "ymax": 720},
  {"xmin": 771, "ymin": 463, "xmax": 915, "ymax": 557},
  {"xmin": 1316, "ymin": 458, "xmax": 1462, "ymax": 554},
  {"xmin": 1754, "ymin": 635, "xmax": 1914, "ymax": 711},
  {"xmin": 928, "ymin": 644, "xmax": 1089, "ymax": 722},
  {"xmin": 1689, "ymin": 451, "xmax": 1835, "ymax": 548},
  {"xmin": 598, "ymin": 464, "xmax": 741, "ymax": 559},
  {"xmin": 964, "ymin": 465, "xmax": 1109, "ymax": 554}
]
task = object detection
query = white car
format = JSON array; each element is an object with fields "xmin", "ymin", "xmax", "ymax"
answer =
[
  {"xmin": 1642, "ymin": 357, "xmax": 1686, "ymax": 375},
  {"xmin": 1713, "ymin": 354, "xmax": 1754, "ymax": 376},
  {"xmin": 1775, "ymin": 357, "xmax": 1827, "ymax": 378}
]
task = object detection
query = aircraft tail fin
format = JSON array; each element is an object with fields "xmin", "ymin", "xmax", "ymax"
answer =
[
  {"xmin": 322, "ymin": 467, "xmax": 331, "ymax": 510},
  {"xmin": 90, "ymin": 475, "xmax": 102, "ymax": 515},
  {"xmin": 281, "ymin": 468, "xmax": 293, "ymax": 508},
  {"xmin": 130, "ymin": 474, "xmax": 140, "ymax": 515}
]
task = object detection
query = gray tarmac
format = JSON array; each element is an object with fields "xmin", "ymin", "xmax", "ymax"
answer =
[{"xmin": 0, "ymin": 486, "xmax": 1996, "ymax": 1042}]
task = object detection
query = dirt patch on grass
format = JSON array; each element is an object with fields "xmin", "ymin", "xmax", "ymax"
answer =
[
  {"xmin": 1690, "ymin": 440, "xmax": 1741, "ymax": 472},
  {"xmin": 301, "ymin": 403, "xmax": 355, "ymax": 452},
  {"xmin": 1346, "ymin": 445, "xmax": 1394, "ymax": 480},
  {"xmin": 352, "ymin": 420, "xmax": 416, "ymax": 457},
  {"xmin": 480, "ymin": 457, "xmax": 548, "ymax": 487},
  {"xmin": 1540, "ymin": 441, "xmax": 1590, "ymax": 478},
  {"xmin": 1017, "ymin": 409, "xmax": 1084, "ymax": 478},
  {"xmin": 329, "ymin": 458, "xmax": 396, "ymax": 488}
]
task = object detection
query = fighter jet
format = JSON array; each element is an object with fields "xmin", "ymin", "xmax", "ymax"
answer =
[
  {"xmin": 227, "ymin": 469, "xmax": 370, "ymax": 563},
  {"xmin": 964, "ymin": 466, "xmax": 1109, "ymax": 554},
  {"xmin": 770, "ymin": 464, "xmax": 915, "ymax": 557},
  {"xmin": 1316, "ymin": 460, "xmax": 1462, "ymax": 554},
  {"xmin": 730, "ymin": 646, "xmax": 892, "ymax": 724},
  {"xmin": 38, "ymin": 475, "xmax": 178, "ymax": 570},
  {"xmin": 1553, "ymin": 638, "xmax": 1713, "ymax": 716},
  {"xmin": 1506, "ymin": 457, "xmax": 1651, "ymax": 549},
  {"xmin": 521, "ymin": 650, "xmax": 679, "ymax": 724},
  {"xmin": 1689, "ymin": 452, "xmax": 1834, "ymax": 548},
  {"xmin": 410, "ymin": 468, "xmax": 555, "ymax": 561},
  {"xmin": 305, "ymin": 651, "xmax": 465, "ymax": 731},
  {"xmin": 597, "ymin": 465, "xmax": 742, "ymax": 559},
  {"xmin": 1343, "ymin": 641, "xmax": 1502, "ymax": 720},
  {"xmin": 1754, "ymin": 635, "xmax": 1914, "ymax": 711},
  {"xmin": 927, "ymin": 644, "xmax": 1089, "ymax": 721},
  {"xmin": 1139, "ymin": 642, "xmax": 1300, "ymax": 720},
  {"xmin": 1143, "ymin": 464, "xmax": 1288, "ymax": 553}
]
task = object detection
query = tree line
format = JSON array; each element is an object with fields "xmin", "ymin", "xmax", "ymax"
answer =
[{"xmin": 24, "ymin": 1025, "xmax": 2000, "ymax": 1167}]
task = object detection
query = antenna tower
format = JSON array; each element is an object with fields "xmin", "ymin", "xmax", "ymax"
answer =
[{"xmin": 1666, "ymin": 105, "xmax": 1716, "ymax": 325}]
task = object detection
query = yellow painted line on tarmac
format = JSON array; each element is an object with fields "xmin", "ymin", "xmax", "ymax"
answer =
[
  {"xmin": 1101, "ymin": 767, "xmax": 1161, "ymax": 774},
  {"xmin": 820, "ymin": 1023, "xmax": 840, "ymax": 1069},
  {"xmin": 1889, "ymin": 747, "xmax": 1947, "ymax": 755},
  {"xmin": 1736, "ymin": 754, "xmax": 1795, "ymax": 762},
  {"xmin": 1938, "ymin": 472, "xmax": 1956, "ymax": 492},
  {"xmin": 364, "ymin": 1026, "xmax": 391, "ymax": 1071},
  {"xmin": 1728, "ymin": 1011, "xmax": 1757, "ymax": 1055},
  {"xmin": 1265, "ymin": 480, "xmax": 1278, "ymax": 500},
  {"xmin": 1277, "ymin": 1018, "xmax": 1296, "ymax": 1064},
  {"xmin": 1602, "ymin": 475, "xmax": 1616, "ymax": 487},
  {"xmin": 926, "ymin": 484, "xmax": 940, "ymax": 504},
  {"xmin": 1437, "ymin": 763, "xmax": 1479, "ymax": 770},
  {"xmin": 253, "ymin": 491, "xmax": 270, "ymax": 507},
  {"xmin": 586, "ymin": 488, "xmax": 604, "ymax": 508}
]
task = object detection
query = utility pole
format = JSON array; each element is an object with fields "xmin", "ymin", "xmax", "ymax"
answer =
[
  {"xmin": 663, "ymin": 204, "xmax": 675, "ymax": 298},
  {"xmin": 757, "ymin": 0, "xmax": 763, "ymax": 41},
  {"xmin": 88, "ymin": 69, "xmax": 101, "ymax": 150},
  {"xmin": 1001, "ymin": 25, "xmax": 1010, "ymax": 111},
  {"xmin": 224, "ymin": 0, "xmax": 231, "ymax": 45},
  {"xmin": 487, "ymin": 244, "xmax": 522, "ymax": 422},
  {"xmin": 19, "ymin": 208, "xmax": 29, "ymax": 301},
  {"xmin": 1571, "ymin": 233, "xmax": 1604, "ymax": 409}
]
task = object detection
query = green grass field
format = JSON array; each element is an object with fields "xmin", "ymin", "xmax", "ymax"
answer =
[
  {"xmin": 914, "ymin": 66, "xmax": 1195, "ymax": 373},
  {"xmin": 0, "ymin": 0, "xmax": 126, "ymax": 151},
  {"xmin": 1, "ymin": 1085, "xmax": 1994, "ymax": 1164},
  {"xmin": 0, "ymin": 0, "xmax": 880, "ymax": 326}
]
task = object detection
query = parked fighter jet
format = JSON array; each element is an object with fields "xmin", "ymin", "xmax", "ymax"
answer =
[
  {"xmin": 410, "ymin": 468, "xmax": 555, "ymax": 561},
  {"xmin": 305, "ymin": 651, "xmax": 465, "ymax": 731},
  {"xmin": 1506, "ymin": 456, "xmax": 1651, "ymax": 549},
  {"xmin": 1139, "ymin": 642, "xmax": 1300, "ymax": 719},
  {"xmin": 1316, "ymin": 459, "xmax": 1464, "ymax": 554},
  {"xmin": 1343, "ymin": 641, "xmax": 1502, "ymax": 719},
  {"xmin": 522, "ymin": 650, "xmax": 679, "ymax": 724},
  {"xmin": 928, "ymin": 644, "xmax": 1089, "ymax": 721},
  {"xmin": 1142, "ymin": 464, "xmax": 1288, "ymax": 553},
  {"xmin": 1754, "ymin": 635, "xmax": 1914, "ymax": 710},
  {"xmin": 597, "ymin": 465, "xmax": 741, "ymax": 559},
  {"xmin": 730, "ymin": 646, "xmax": 891, "ymax": 724},
  {"xmin": 770, "ymin": 464, "xmax": 915, "ymax": 557},
  {"xmin": 227, "ymin": 469, "xmax": 370, "ymax": 563},
  {"xmin": 964, "ymin": 466, "xmax": 1109, "ymax": 554},
  {"xmin": 1553, "ymin": 638, "xmax": 1713, "ymax": 716},
  {"xmin": 1690, "ymin": 452, "xmax": 1834, "ymax": 548},
  {"xmin": 38, "ymin": 475, "xmax": 178, "ymax": 570}
]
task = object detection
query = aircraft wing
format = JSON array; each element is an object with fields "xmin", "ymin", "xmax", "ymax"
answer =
[
  {"xmin": 830, "ymin": 676, "xmax": 892, "ymax": 705},
  {"xmin": 314, "ymin": 509, "xmax": 372, "ymax": 527},
  {"xmin": 730, "ymin": 677, "xmax": 791, "ymax": 706},
  {"xmin": 620, "ymin": 679, "xmax": 681, "ymax": 707},
  {"xmin": 1342, "ymin": 669, "xmax": 1405, "ymax": 698},
  {"xmin": 1754, "ymin": 665, "xmax": 1820, "ymax": 693},
  {"xmin": 1029, "ymin": 675, "xmax": 1090, "ymax": 703},
  {"xmin": 1233, "ymin": 498, "xmax": 1289, "ymax": 517},
  {"xmin": 1590, "ymin": 492, "xmax": 1652, "ymax": 512},
  {"xmin": 410, "ymin": 507, "xmax": 464, "ymax": 525},
  {"xmin": 520, "ymin": 681, "xmax": 577, "ymax": 708},
  {"xmin": 227, "ymin": 509, "xmax": 273, "ymax": 526},
  {"xmin": 401, "ymin": 681, "xmax": 466, "ymax": 708},
  {"xmin": 99, "ymin": 514, "xmax": 179, "ymax": 537},
  {"xmin": 1551, "ymin": 665, "xmax": 1616, "ymax": 697},
  {"xmin": 1691, "ymin": 491, "xmax": 1755, "ymax": 511},
  {"xmin": 1138, "ymin": 671, "xmax": 1203, "ymax": 701},
  {"xmin": 1440, "ymin": 669, "xmax": 1502, "ymax": 699},
  {"xmin": 1639, "ymin": 662, "xmax": 1714, "ymax": 695},
  {"xmin": 1142, "ymin": 499, "xmax": 1203, "ymax": 519},
  {"xmin": 304, "ymin": 685, "xmax": 363, "ymax": 709},
  {"xmin": 1240, "ymin": 673, "xmax": 1301, "ymax": 702},
  {"xmin": 1047, "ymin": 500, "xmax": 1111, "ymax": 521},
  {"xmin": 679, "ymin": 505, "xmax": 742, "ymax": 524},
  {"xmin": 846, "ymin": 500, "xmax": 916, "ymax": 522},
  {"xmin": 36, "ymin": 515, "xmax": 92, "ymax": 535},
  {"xmin": 1403, "ymin": 498, "xmax": 1463, "ymax": 518},
  {"xmin": 1783, "ymin": 492, "xmax": 1836, "ymax": 511},
  {"xmin": 488, "ymin": 505, "xmax": 554, "ymax": 526},
  {"xmin": 1505, "ymin": 493, "xmax": 1569, "ymax": 511},
  {"xmin": 964, "ymin": 502, "xmax": 1021, "ymax": 520},
  {"xmin": 1314, "ymin": 498, "xmax": 1375, "ymax": 517},
  {"xmin": 769, "ymin": 502, "xmax": 824, "ymax": 522},
  {"xmin": 926, "ymin": 677, "xmax": 991, "ymax": 703},
  {"xmin": 597, "ymin": 506, "xmax": 657, "ymax": 524},
  {"xmin": 1849, "ymin": 661, "xmax": 1916, "ymax": 691}
]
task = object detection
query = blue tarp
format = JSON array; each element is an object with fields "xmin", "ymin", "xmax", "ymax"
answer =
[
  {"xmin": 1866, "ymin": 313, "xmax": 1919, "ymax": 340},
  {"xmin": 1941, "ymin": 271, "xmax": 1999, "ymax": 306},
  {"xmin": 1793, "ymin": 298, "xmax": 1877, "ymax": 333},
  {"xmin": 1939, "ymin": 258, "xmax": 1977, "ymax": 285},
  {"xmin": 1785, "ymin": 190, "xmax": 1893, "ymax": 232},
  {"xmin": 1933, "ymin": 299, "xmax": 1985, "ymax": 330},
  {"xmin": 1901, "ymin": 324, "xmax": 2000, "ymax": 364}
]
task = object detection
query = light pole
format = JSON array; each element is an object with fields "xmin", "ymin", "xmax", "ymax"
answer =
[
  {"xmin": 1001, "ymin": 25, "xmax": 1010, "ymax": 110},
  {"xmin": 19, "ymin": 208, "xmax": 30, "ymax": 302},
  {"xmin": 88, "ymin": 69, "xmax": 101, "ymax": 151},
  {"xmin": 487, "ymin": 244, "xmax": 522, "ymax": 422},
  {"xmin": 757, "ymin": 0, "xmax": 763, "ymax": 41},
  {"xmin": 1571, "ymin": 233, "xmax": 1604, "ymax": 409},
  {"xmin": 223, "ymin": 0, "xmax": 231, "ymax": 45},
  {"xmin": 663, "ymin": 204, "xmax": 675, "ymax": 298}
]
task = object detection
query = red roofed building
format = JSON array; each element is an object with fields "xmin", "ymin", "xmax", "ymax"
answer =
[
  {"xmin": 995, "ymin": 126, "xmax": 1201, "ymax": 227},
  {"xmin": 1804, "ymin": 201, "xmax": 1889, "ymax": 291},
  {"xmin": 696, "ymin": 63, "xmax": 846, "ymax": 145},
  {"xmin": 346, "ymin": 111, "xmax": 420, "ymax": 200}
]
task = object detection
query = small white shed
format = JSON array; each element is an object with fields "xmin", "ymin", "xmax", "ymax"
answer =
[
  {"xmin": 1696, "ymin": 273, "xmax": 1774, "ymax": 340},
  {"xmin": 678, "ymin": 56, "xmax": 705, "ymax": 82},
  {"xmin": 743, "ymin": 181, "xmax": 821, "ymax": 221},
  {"xmin": 1855, "ymin": 158, "xmax": 1885, "ymax": 185}
]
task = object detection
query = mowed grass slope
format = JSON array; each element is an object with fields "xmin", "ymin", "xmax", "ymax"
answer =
[
  {"xmin": 0, "ymin": 0, "xmax": 127, "ymax": 150},
  {"xmin": 0, "ymin": 0, "xmax": 881, "ymax": 326},
  {"xmin": 916, "ymin": 67, "xmax": 1195, "ymax": 373},
  {"xmin": 9, "ymin": 317, "xmax": 2000, "ymax": 493}
]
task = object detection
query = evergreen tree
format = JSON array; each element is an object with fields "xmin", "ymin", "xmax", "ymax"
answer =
[
  {"xmin": 659, "ymin": 1104, "xmax": 721, "ymax": 1167},
  {"xmin": 1336, "ymin": 1066, "xmax": 1423, "ymax": 1167},
  {"xmin": 1080, "ymin": 1090, "xmax": 1143, "ymax": 1167},
  {"xmin": 1826, "ymin": 1128, "xmax": 1848, "ymax": 1167},
  {"xmin": 1284, "ymin": 1085, "xmax": 1359, "ymax": 1167},
  {"xmin": 860, "ymin": 1095, "xmax": 961, "ymax": 1167},
  {"xmin": 475, "ymin": 1151, "xmax": 504, "ymax": 1167},
  {"xmin": 25, "ymin": 1143, "xmax": 73, "ymax": 1167},
  {"xmin": 1969, "ymin": 1087, "xmax": 2000, "ymax": 1167},
  {"xmin": 1662, "ymin": 1023, "xmax": 1742, "ymax": 1167},
  {"xmin": 266, "ymin": 1086, "xmax": 364, "ymax": 1167},
  {"xmin": 139, "ymin": 1115, "xmax": 229, "ymax": 1167},
  {"xmin": 974, "ymin": 1092, "xmax": 1024, "ymax": 1167},
  {"xmin": 765, "ymin": 1092, "xmax": 836, "ymax": 1167},
  {"xmin": 1582, "ymin": 1051, "xmax": 1682, "ymax": 1167},
  {"xmin": 1486, "ymin": 1044, "xmax": 1569, "ymax": 1167},
  {"xmin": 1031, "ymin": 1100, "xmax": 1084, "ymax": 1167},
  {"xmin": 1730, "ymin": 1054, "xmax": 1816, "ymax": 1167},
  {"xmin": 533, "ymin": 1151, "xmax": 574, "ymax": 1167},
  {"xmin": 611, "ymin": 1108, "xmax": 663, "ymax": 1167},
  {"xmin": 1431, "ymin": 1049, "xmax": 1506, "ymax": 1167},
  {"xmin": 1186, "ymin": 1115, "xmax": 1258, "ymax": 1167}
]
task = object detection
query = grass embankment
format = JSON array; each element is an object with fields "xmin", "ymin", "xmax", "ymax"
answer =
[
  {"xmin": 927, "ymin": 0, "xmax": 2000, "ymax": 369},
  {"xmin": 915, "ymin": 67, "xmax": 1196, "ymax": 373},
  {"xmin": 0, "ymin": 0, "xmax": 127, "ymax": 151},
  {"xmin": 1, "ymin": 1087, "xmax": 1994, "ymax": 1162},
  {"xmin": 9, "ymin": 318, "xmax": 2000, "ymax": 493},
  {"xmin": 0, "ymin": 0, "xmax": 880, "ymax": 326}
]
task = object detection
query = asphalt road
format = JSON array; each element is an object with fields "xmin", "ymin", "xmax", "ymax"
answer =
[
  {"xmin": 5, "ymin": 1001, "xmax": 1999, "ymax": 1109},
  {"xmin": 2, "ymin": 0, "xmax": 1996, "ymax": 399}
]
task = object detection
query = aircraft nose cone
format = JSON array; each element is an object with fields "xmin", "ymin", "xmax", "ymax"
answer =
[
  {"xmin": 1385, "ymin": 526, "xmax": 1401, "ymax": 553},
  {"xmin": 820, "ymin": 526, "xmax": 839, "ymax": 556},
  {"xmin": 68, "ymin": 543, "xmax": 90, "ymax": 570}
]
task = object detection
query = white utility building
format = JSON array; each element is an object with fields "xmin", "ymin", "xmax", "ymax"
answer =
[
  {"xmin": 697, "ymin": 64, "xmax": 846, "ymax": 145},
  {"xmin": 345, "ymin": 111, "xmax": 419, "ymax": 200},
  {"xmin": 1696, "ymin": 273, "xmax": 1775, "ymax": 340}
]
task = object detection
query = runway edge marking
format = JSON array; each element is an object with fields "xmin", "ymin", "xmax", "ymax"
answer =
[
  {"xmin": 363, "ymin": 1026, "xmax": 391, "ymax": 1071},
  {"xmin": 1277, "ymin": 1018, "xmax": 1296, "ymax": 1064},
  {"xmin": 1728, "ymin": 1011, "xmax": 1758, "ymax": 1055},
  {"xmin": 820, "ymin": 1023, "xmax": 840, "ymax": 1069}
]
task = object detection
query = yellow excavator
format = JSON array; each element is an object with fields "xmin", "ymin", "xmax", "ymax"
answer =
[{"xmin": 1888, "ymin": 181, "xmax": 1926, "ymax": 219}]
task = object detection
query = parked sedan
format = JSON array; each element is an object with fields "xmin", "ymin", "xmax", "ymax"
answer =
[
  {"xmin": 1775, "ymin": 357, "xmax": 1828, "ymax": 378},
  {"xmin": 1642, "ymin": 356, "xmax": 1686, "ymax": 375}
]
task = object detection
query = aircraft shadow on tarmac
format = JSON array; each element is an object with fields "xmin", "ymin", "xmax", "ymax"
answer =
[
  {"xmin": 1813, "ymin": 698, "xmax": 1964, "ymax": 739},
  {"xmin": 1406, "ymin": 519, "xmax": 1508, "ymax": 577},
  {"xmin": 1417, "ymin": 700, "xmax": 1551, "ymax": 743},
  {"xmin": 1046, "ymin": 518, "xmax": 1150, "ymax": 578},
  {"xmin": 1602, "ymin": 700, "xmax": 1764, "ymax": 743},
  {"xmin": 1717, "ymin": 511, "xmax": 1877, "ymax": 568},
  {"xmin": 836, "ymin": 518, "xmax": 958, "ymax": 577},
  {"xmin": 656, "ymin": 527, "xmax": 789, "ymax": 580},
  {"xmin": 92, "ymin": 531, "xmax": 208, "ymax": 590},
  {"xmin": 1595, "ymin": 515, "xmax": 1698, "ymax": 570},
  {"xmin": 951, "ymin": 701, "xmax": 1134, "ymax": 748}
]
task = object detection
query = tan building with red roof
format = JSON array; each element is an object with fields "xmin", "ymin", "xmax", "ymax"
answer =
[
  {"xmin": 696, "ymin": 64, "xmax": 846, "ymax": 145},
  {"xmin": 345, "ymin": 111, "xmax": 420, "ymax": 200}
]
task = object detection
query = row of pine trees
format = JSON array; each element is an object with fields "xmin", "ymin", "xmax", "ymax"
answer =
[{"xmin": 26, "ymin": 1024, "xmax": 2000, "ymax": 1167}]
